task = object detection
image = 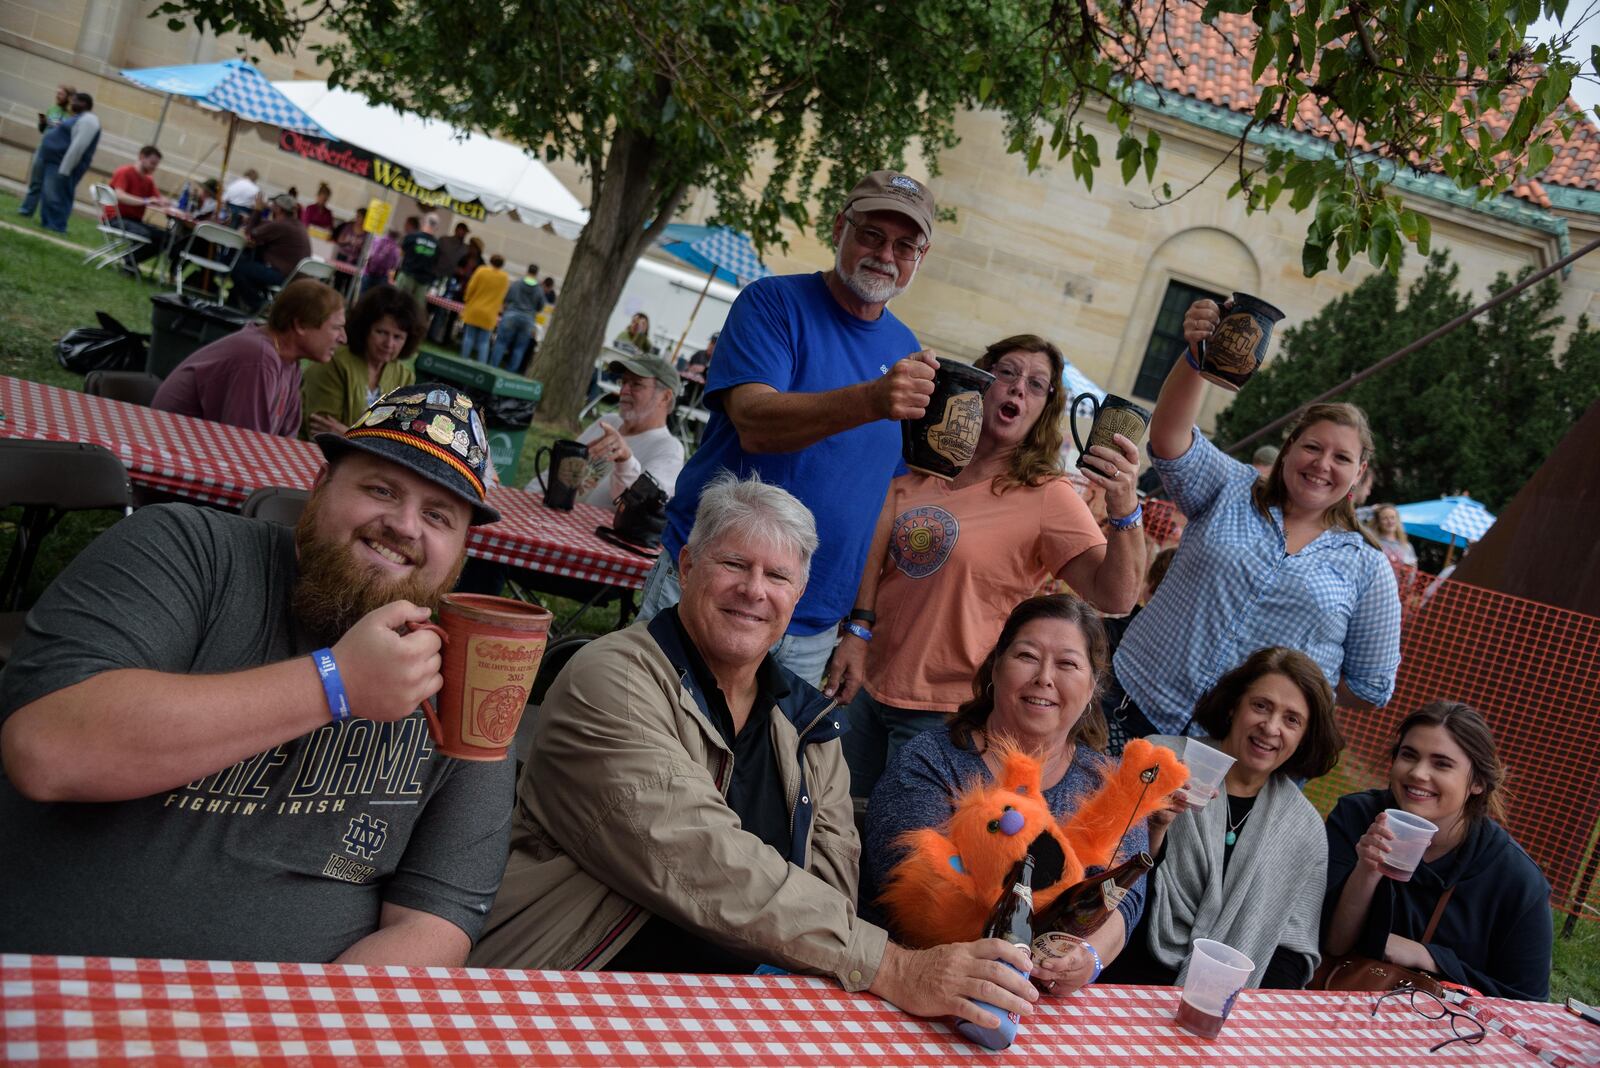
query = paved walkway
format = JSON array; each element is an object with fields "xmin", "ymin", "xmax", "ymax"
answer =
[{"xmin": 0, "ymin": 217, "xmax": 85, "ymax": 253}]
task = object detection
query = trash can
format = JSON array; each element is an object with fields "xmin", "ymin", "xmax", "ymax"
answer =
[
  {"xmin": 147, "ymin": 294, "xmax": 255, "ymax": 379},
  {"xmin": 414, "ymin": 350, "xmax": 542, "ymax": 484}
]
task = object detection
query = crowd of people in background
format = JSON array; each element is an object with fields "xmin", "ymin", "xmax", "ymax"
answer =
[{"xmin": 18, "ymin": 89, "xmax": 562, "ymax": 360}]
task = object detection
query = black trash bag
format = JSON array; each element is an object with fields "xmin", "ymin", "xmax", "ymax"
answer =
[
  {"xmin": 56, "ymin": 312, "xmax": 150, "ymax": 374},
  {"xmin": 481, "ymin": 394, "xmax": 536, "ymax": 429}
]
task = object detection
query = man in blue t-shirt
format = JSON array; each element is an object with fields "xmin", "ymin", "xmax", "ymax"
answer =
[{"xmin": 640, "ymin": 171, "xmax": 941, "ymax": 685}]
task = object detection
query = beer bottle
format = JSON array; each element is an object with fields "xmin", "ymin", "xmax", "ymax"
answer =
[
  {"xmin": 955, "ymin": 851, "xmax": 1036, "ymax": 1051},
  {"xmin": 1032, "ymin": 852, "xmax": 1154, "ymax": 946}
]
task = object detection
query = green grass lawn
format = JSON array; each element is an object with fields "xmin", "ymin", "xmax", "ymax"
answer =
[{"xmin": 4, "ymin": 214, "xmax": 1598, "ymax": 1003}]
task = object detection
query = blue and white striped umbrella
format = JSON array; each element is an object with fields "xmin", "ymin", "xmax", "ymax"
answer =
[
  {"xmin": 121, "ymin": 59, "xmax": 327, "ymax": 134},
  {"xmin": 658, "ymin": 223, "xmax": 772, "ymax": 288}
]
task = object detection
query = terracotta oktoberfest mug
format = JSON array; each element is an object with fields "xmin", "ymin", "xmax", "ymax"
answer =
[
  {"xmin": 1070, "ymin": 393, "xmax": 1151, "ymax": 471},
  {"xmin": 901, "ymin": 357, "xmax": 996, "ymax": 480},
  {"xmin": 413, "ymin": 594, "xmax": 553, "ymax": 761},
  {"xmin": 534, "ymin": 439, "xmax": 587, "ymax": 510},
  {"xmin": 1187, "ymin": 292, "xmax": 1286, "ymax": 391}
]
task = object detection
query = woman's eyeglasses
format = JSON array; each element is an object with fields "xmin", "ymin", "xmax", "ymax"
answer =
[
  {"xmin": 1370, "ymin": 983, "xmax": 1485, "ymax": 1053},
  {"xmin": 990, "ymin": 364, "xmax": 1055, "ymax": 398},
  {"xmin": 843, "ymin": 212, "xmax": 926, "ymax": 263}
]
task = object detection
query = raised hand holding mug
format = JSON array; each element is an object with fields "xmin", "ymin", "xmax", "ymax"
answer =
[
  {"xmin": 409, "ymin": 593, "xmax": 553, "ymax": 761},
  {"xmin": 1070, "ymin": 393, "xmax": 1151, "ymax": 471},
  {"xmin": 1186, "ymin": 292, "xmax": 1286, "ymax": 391}
]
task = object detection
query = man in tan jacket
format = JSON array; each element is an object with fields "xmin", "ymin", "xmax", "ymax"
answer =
[{"xmin": 472, "ymin": 473, "xmax": 1037, "ymax": 1030}]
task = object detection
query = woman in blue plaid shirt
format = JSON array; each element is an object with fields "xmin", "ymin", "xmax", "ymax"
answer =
[{"xmin": 1103, "ymin": 299, "xmax": 1401, "ymax": 751}]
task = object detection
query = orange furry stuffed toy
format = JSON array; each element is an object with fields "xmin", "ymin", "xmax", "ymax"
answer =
[{"xmin": 880, "ymin": 738, "xmax": 1189, "ymax": 948}]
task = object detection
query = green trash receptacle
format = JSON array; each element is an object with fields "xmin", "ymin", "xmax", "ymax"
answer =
[
  {"xmin": 413, "ymin": 351, "xmax": 542, "ymax": 484},
  {"xmin": 148, "ymin": 294, "xmax": 254, "ymax": 379}
]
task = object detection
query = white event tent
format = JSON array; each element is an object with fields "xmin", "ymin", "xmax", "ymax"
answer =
[{"xmin": 271, "ymin": 81, "xmax": 588, "ymax": 239}]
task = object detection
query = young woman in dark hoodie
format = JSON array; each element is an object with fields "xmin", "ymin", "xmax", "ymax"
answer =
[{"xmin": 1321, "ymin": 701, "xmax": 1551, "ymax": 999}]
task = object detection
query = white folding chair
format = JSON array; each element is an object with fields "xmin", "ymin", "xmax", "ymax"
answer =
[
  {"xmin": 175, "ymin": 222, "xmax": 248, "ymax": 302},
  {"xmin": 283, "ymin": 256, "xmax": 337, "ymax": 287},
  {"xmin": 84, "ymin": 184, "xmax": 155, "ymax": 276}
]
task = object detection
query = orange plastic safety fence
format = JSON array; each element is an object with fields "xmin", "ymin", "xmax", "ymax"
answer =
[
  {"xmin": 1303, "ymin": 573, "xmax": 1600, "ymax": 919},
  {"xmin": 1144, "ymin": 498, "xmax": 1183, "ymax": 546}
]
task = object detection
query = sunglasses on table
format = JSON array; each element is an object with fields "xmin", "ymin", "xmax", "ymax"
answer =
[{"xmin": 1370, "ymin": 982, "xmax": 1486, "ymax": 1053}]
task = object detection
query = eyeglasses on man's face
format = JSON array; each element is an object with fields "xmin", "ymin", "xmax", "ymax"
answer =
[
  {"xmin": 843, "ymin": 212, "xmax": 927, "ymax": 263},
  {"xmin": 1370, "ymin": 983, "xmax": 1485, "ymax": 1053},
  {"xmin": 990, "ymin": 362, "xmax": 1055, "ymax": 398}
]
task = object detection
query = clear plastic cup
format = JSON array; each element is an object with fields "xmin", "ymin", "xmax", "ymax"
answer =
[
  {"xmin": 1180, "ymin": 741, "xmax": 1235, "ymax": 809},
  {"xmin": 1380, "ymin": 808, "xmax": 1439, "ymax": 881},
  {"xmin": 1176, "ymin": 938, "xmax": 1254, "ymax": 1039}
]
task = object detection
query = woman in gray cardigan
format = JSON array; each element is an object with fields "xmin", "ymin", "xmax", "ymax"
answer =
[{"xmin": 1100, "ymin": 646, "xmax": 1344, "ymax": 988}]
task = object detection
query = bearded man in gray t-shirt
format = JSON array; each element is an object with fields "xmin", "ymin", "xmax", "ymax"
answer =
[{"xmin": 0, "ymin": 383, "xmax": 513, "ymax": 966}]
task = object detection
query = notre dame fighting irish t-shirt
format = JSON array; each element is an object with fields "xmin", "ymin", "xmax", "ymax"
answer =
[{"xmin": 0, "ymin": 504, "xmax": 512, "ymax": 961}]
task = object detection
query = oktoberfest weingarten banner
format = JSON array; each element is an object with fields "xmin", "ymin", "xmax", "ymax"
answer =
[{"xmin": 278, "ymin": 129, "xmax": 488, "ymax": 221}]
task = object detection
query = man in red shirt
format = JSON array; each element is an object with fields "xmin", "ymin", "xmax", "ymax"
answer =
[{"xmin": 105, "ymin": 145, "xmax": 167, "ymax": 271}]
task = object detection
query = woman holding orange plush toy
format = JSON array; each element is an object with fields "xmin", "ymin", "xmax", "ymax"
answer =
[{"xmin": 864, "ymin": 594, "xmax": 1188, "ymax": 997}]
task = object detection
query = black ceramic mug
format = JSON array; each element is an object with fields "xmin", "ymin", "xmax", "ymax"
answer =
[
  {"xmin": 1070, "ymin": 393, "xmax": 1151, "ymax": 470},
  {"xmin": 901, "ymin": 357, "xmax": 996, "ymax": 480},
  {"xmin": 1188, "ymin": 292, "xmax": 1286, "ymax": 391},
  {"xmin": 534, "ymin": 439, "xmax": 588, "ymax": 510}
]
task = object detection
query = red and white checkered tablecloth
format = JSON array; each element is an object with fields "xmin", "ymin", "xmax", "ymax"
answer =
[
  {"xmin": 1467, "ymin": 997, "xmax": 1600, "ymax": 1068},
  {"xmin": 0, "ymin": 375, "xmax": 649, "ymax": 589},
  {"xmin": 0, "ymin": 955, "xmax": 1543, "ymax": 1067}
]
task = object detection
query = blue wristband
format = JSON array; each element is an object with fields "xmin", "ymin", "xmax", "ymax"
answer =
[
  {"xmin": 1082, "ymin": 939, "xmax": 1104, "ymax": 984},
  {"xmin": 844, "ymin": 621, "xmax": 873, "ymax": 642},
  {"xmin": 312, "ymin": 647, "xmax": 351, "ymax": 722},
  {"xmin": 1108, "ymin": 504, "xmax": 1143, "ymax": 530}
]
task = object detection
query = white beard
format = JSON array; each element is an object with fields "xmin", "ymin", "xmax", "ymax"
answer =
[{"xmin": 836, "ymin": 246, "xmax": 911, "ymax": 304}]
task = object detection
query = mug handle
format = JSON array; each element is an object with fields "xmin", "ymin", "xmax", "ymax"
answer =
[
  {"xmin": 532, "ymin": 446, "xmax": 551, "ymax": 493},
  {"xmin": 1188, "ymin": 297, "xmax": 1235, "ymax": 371},
  {"xmin": 404, "ymin": 620, "xmax": 450, "ymax": 741},
  {"xmin": 1069, "ymin": 393, "xmax": 1099, "ymax": 455}
]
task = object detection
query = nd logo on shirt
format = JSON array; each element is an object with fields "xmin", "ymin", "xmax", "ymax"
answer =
[{"xmin": 891, "ymin": 505, "xmax": 959, "ymax": 579}]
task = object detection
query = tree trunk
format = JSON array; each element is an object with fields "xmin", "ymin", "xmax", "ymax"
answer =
[{"xmin": 530, "ymin": 127, "xmax": 687, "ymax": 428}]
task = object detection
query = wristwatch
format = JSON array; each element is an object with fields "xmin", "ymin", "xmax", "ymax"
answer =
[{"xmin": 848, "ymin": 607, "xmax": 877, "ymax": 625}]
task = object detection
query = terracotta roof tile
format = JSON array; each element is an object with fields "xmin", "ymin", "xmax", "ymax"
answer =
[{"xmin": 1134, "ymin": 4, "xmax": 1600, "ymax": 201}]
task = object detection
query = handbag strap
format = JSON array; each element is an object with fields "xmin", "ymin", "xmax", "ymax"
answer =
[{"xmin": 1421, "ymin": 886, "xmax": 1455, "ymax": 943}]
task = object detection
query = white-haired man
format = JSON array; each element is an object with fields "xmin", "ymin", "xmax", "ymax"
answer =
[
  {"xmin": 639, "ymin": 171, "xmax": 942, "ymax": 685},
  {"xmin": 472, "ymin": 474, "xmax": 1037, "ymax": 1032}
]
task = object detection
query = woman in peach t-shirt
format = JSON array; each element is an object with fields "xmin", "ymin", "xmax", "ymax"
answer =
[{"xmin": 826, "ymin": 333, "xmax": 1149, "ymax": 799}]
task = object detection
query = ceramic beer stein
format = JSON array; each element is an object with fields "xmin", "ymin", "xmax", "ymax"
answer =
[{"xmin": 1188, "ymin": 293, "xmax": 1286, "ymax": 391}]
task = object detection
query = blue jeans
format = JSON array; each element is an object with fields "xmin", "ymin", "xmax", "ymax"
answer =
[
  {"xmin": 39, "ymin": 169, "xmax": 76, "ymax": 232},
  {"xmin": 840, "ymin": 691, "xmax": 949, "ymax": 799},
  {"xmin": 461, "ymin": 324, "xmax": 492, "ymax": 363},
  {"xmin": 489, "ymin": 313, "xmax": 535, "ymax": 371},
  {"xmin": 18, "ymin": 149, "xmax": 50, "ymax": 216},
  {"xmin": 230, "ymin": 253, "xmax": 285, "ymax": 310},
  {"xmin": 636, "ymin": 553, "xmax": 838, "ymax": 687}
]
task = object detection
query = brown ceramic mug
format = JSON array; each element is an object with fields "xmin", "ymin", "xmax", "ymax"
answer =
[
  {"xmin": 412, "ymin": 593, "xmax": 553, "ymax": 761},
  {"xmin": 901, "ymin": 357, "xmax": 996, "ymax": 480}
]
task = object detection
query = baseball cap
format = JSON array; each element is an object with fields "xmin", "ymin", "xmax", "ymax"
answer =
[
  {"xmin": 607, "ymin": 351, "xmax": 681, "ymax": 394},
  {"xmin": 314, "ymin": 382, "xmax": 501, "ymax": 525},
  {"xmin": 270, "ymin": 192, "xmax": 298, "ymax": 213},
  {"xmin": 843, "ymin": 171, "xmax": 935, "ymax": 242}
]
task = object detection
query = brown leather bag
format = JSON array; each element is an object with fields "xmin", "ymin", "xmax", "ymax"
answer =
[{"xmin": 1311, "ymin": 886, "xmax": 1454, "ymax": 998}]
